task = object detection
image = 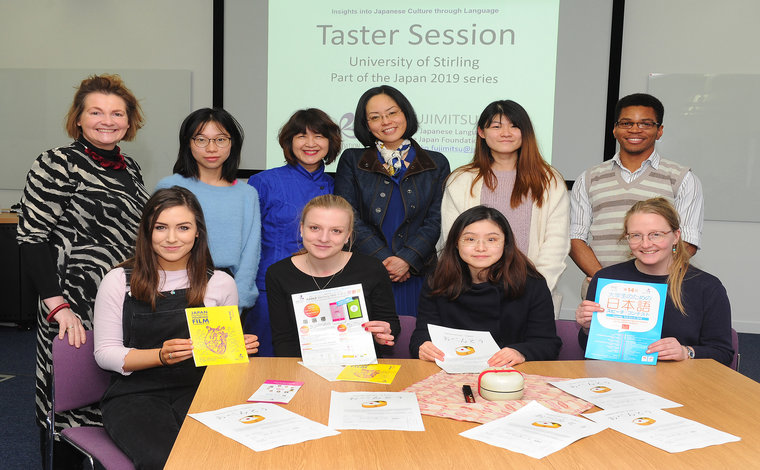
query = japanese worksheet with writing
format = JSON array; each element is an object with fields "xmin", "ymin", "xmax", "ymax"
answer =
[
  {"xmin": 460, "ymin": 401, "xmax": 606, "ymax": 459},
  {"xmin": 291, "ymin": 284, "xmax": 377, "ymax": 366},
  {"xmin": 586, "ymin": 279, "xmax": 666, "ymax": 365},
  {"xmin": 428, "ymin": 324, "xmax": 500, "ymax": 373},
  {"xmin": 584, "ymin": 407, "xmax": 740, "ymax": 453}
]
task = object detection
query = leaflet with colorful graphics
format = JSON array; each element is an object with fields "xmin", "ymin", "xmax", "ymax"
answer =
[
  {"xmin": 336, "ymin": 364, "xmax": 401, "ymax": 384},
  {"xmin": 548, "ymin": 378, "xmax": 681, "ymax": 410},
  {"xmin": 428, "ymin": 324, "xmax": 500, "ymax": 374},
  {"xmin": 185, "ymin": 305, "xmax": 248, "ymax": 367},
  {"xmin": 586, "ymin": 278, "xmax": 667, "ymax": 365},
  {"xmin": 247, "ymin": 380, "xmax": 304, "ymax": 404},
  {"xmin": 291, "ymin": 284, "xmax": 377, "ymax": 366},
  {"xmin": 584, "ymin": 407, "xmax": 740, "ymax": 453},
  {"xmin": 328, "ymin": 391, "xmax": 425, "ymax": 431},
  {"xmin": 188, "ymin": 403, "xmax": 339, "ymax": 452},
  {"xmin": 460, "ymin": 401, "xmax": 606, "ymax": 459}
]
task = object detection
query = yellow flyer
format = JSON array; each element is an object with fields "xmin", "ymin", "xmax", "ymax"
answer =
[
  {"xmin": 185, "ymin": 305, "xmax": 248, "ymax": 366},
  {"xmin": 336, "ymin": 364, "xmax": 401, "ymax": 384}
]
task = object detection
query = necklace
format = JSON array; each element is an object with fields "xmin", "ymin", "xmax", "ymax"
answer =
[{"xmin": 305, "ymin": 254, "xmax": 344, "ymax": 290}]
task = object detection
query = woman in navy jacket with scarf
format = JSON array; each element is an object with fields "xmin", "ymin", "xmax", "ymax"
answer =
[{"xmin": 335, "ymin": 85, "xmax": 450, "ymax": 318}]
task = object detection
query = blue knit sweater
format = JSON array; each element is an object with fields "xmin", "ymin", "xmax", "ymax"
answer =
[{"xmin": 155, "ymin": 174, "xmax": 261, "ymax": 308}]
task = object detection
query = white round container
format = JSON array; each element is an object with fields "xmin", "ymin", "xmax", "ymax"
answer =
[{"xmin": 477, "ymin": 367, "xmax": 525, "ymax": 401}]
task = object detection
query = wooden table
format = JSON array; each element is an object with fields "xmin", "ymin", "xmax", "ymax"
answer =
[{"xmin": 165, "ymin": 359, "xmax": 760, "ymax": 469}]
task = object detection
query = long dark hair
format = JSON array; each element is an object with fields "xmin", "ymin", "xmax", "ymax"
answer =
[
  {"xmin": 429, "ymin": 205, "xmax": 541, "ymax": 300},
  {"xmin": 352, "ymin": 85, "xmax": 419, "ymax": 147},
  {"xmin": 122, "ymin": 186, "xmax": 214, "ymax": 310},
  {"xmin": 457, "ymin": 100, "xmax": 557, "ymax": 208},
  {"xmin": 173, "ymin": 108, "xmax": 244, "ymax": 183}
]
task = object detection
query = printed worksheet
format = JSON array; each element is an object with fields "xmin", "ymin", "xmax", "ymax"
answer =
[
  {"xmin": 428, "ymin": 324, "xmax": 500, "ymax": 373},
  {"xmin": 328, "ymin": 391, "xmax": 425, "ymax": 431},
  {"xmin": 188, "ymin": 403, "xmax": 339, "ymax": 452},
  {"xmin": 185, "ymin": 305, "xmax": 248, "ymax": 366},
  {"xmin": 584, "ymin": 407, "xmax": 740, "ymax": 453},
  {"xmin": 247, "ymin": 380, "xmax": 304, "ymax": 404},
  {"xmin": 291, "ymin": 284, "xmax": 377, "ymax": 366},
  {"xmin": 586, "ymin": 279, "xmax": 667, "ymax": 365},
  {"xmin": 548, "ymin": 377, "xmax": 681, "ymax": 410},
  {"xmin": 460, "ymin": 401, "xmax": 606, "ymax": 459}
]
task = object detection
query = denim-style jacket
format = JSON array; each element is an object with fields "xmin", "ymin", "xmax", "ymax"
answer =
[{"xmin": 334, "ymin": 139, "xmax": 450, "ymax": 275}]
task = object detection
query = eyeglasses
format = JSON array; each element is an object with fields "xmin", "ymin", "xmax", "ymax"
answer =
[
  {"xmin": 615, "ymin": 120, "xmax": 660, "ymax": 130},
  {"xmin": 367, "ymin": 109, "xmax": 401, "ymax": 124},
  {"xmin": 459, "ymin": 236, "xmax": 504, "ymax": 247},
  {"xmin": 192, "ymin": 136, "xmax": 231, "ymax": 148},
  {"xmin": 625, "ymin": 231, "xmax": 673, "ymax": 244}
]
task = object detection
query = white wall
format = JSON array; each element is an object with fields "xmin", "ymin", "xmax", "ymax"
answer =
[
  {"xmin": 0, "ymin": 0, "xmax": 214, "ymax": 206},
  {"xmin": 556, "ymin": 0, "xmax": 760, "ymax": 332}
]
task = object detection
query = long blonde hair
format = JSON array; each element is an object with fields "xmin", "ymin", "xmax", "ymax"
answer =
[
  {"xmin": 622, "ymin": 198, "xmax": 690, "ymax": 314},
  {"xmin": 297, "ymin": 195, "xmax": 355, "ymax": 255}
]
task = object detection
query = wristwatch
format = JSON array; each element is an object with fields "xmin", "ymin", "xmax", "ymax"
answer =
[{"xmin": 685, "ymin": 346, "xmax": 695, "ymax": 359}]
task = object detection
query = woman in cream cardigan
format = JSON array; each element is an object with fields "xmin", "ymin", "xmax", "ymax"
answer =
[{"xmin": 440, "ymin": 100, "xmax": 569, "ymax": 292}]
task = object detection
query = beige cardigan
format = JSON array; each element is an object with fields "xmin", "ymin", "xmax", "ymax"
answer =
[{"xmin": 439, "ymin": 167, "xmax": 570, "ymax": 291}]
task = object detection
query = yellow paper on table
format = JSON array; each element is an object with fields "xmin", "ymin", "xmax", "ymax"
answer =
[
  {"xmin": 186, "ymin": 305, "xmax": 248, "ymax": 366},
  {"xmin": 336, "ymin": 364, "xmax": 401, "ymax": 384}
]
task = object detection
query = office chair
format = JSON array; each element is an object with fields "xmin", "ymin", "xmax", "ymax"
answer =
[
  {"xmin": 387, "ymin": 315, "xmax": 416, "ymax": 359},
  {"xmin": 49, "ymin": 330, "xmax": 135, "ymax": 470},
  {"xmin": 731, "ymin": 328, "xmax": 740, "ymax": 371},
  {"xmin": 555, "ymin": 319, "xmax": 585, "ymax": 360}
]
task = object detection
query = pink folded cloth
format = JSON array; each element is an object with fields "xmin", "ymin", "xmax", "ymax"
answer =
[{"xmin": 402, "ymin": 370, "xmax": 593, "ymax": 423}]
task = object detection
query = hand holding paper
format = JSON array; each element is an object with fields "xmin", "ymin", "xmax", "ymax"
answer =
[{"xmin": 427, "ymin": 324, "xmax": 500, "ymax": 374}]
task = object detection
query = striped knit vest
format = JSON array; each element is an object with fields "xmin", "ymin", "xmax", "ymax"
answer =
[{"xmin": 586, "ymin": 158, "xmax": 689, "ymax": 267}]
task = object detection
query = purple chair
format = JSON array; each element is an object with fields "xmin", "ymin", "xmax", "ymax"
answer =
[
  {"xmin": 555, "ymin": 319, "xmax": 585, "ymax": 360},
  {"xmin": 387, "ymin": 315, "xmax": 416, "ymax": 359},
  {"xmin": 49, "ymin": 330, "xmax": 135, "ymax": 470},
  {"xmin": 731, "ymin": 328, "xmax": 740, "ymax": 371}
]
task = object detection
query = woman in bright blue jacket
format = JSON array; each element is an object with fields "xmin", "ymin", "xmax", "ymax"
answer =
[
  {"xmin": 245, "ymin": 109, "xmax": 342, "ymax": 355},
  {"xmin": 334, "ymin": 86, "xmax": 450, "ymax": 318}
]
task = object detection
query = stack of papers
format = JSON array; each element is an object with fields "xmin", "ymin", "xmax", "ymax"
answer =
[{"xmin": 550, "ymin": 377, "xmax": 740, "ymax": 454}]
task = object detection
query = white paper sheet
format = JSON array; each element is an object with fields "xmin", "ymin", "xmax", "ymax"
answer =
[
  {"xmin": 584, "ymin": 407, "xmax": 740, "ymax": 453},
  {"xmin": 291, "ymin": 284, "xmax": 377, "ymax": 366},
  {"xmin": 189, "ymin": 403, "xmax": 339, "ymax": 451},
  {"xmin": 247, "ymin": 380, "xmax": 303, "ymax": 404},
  {"xmin": 549, "ymin": 377, "xmax": 681, "ymax": 410},
  {"xmin": 427, "ymin": 324, "xmax": 500, "ymax": 373},
  {"xmin": 298, "ymin": 362, "xmax": 344, "ymax": 381},
  {"xmin": 460, "ymin": 401, "xmax": 606, "ymax": 459},
  {"xmin": 327, "ymin": 391, "xmax": 425, "ymax": 431}
]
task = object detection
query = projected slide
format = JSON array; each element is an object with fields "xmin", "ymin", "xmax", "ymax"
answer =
[{"xmin": 267, "ymin": 0, "xmax": 559, "ymax": 170}]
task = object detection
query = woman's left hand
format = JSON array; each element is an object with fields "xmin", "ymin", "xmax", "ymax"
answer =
[
  {"xmin": 53, "ymin": 308, "xmax": 86, "ymax": 348},
  {"xmin": 383, "ymin": 256, "xmax": 410, "ymax": 282},
  {"xmin": 646, "ymin": 337, "xmax": 688, "ymax": 361},
  {"xmin": 488, "ymin": 347, "xmax": 526, "ymax": 367},
  {"xmin": 244, "ymin": 334, "xmax": 260, "ymax": 355},
  {"xmin": 363, "ymin": 321, "xmax": 395, "ymax": 346}
]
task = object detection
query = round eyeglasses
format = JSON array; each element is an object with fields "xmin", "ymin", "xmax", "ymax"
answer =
[
  {"xmin": 625, "ymin": 231, "xmax": 672, "ymax": 244},
  {"xmin": 192, "ymin": 136, "xmax": 231, "ymax": 148},
  {"xmin": 459, "ymin": 236, "xmax": 504, "ymax": 247}
]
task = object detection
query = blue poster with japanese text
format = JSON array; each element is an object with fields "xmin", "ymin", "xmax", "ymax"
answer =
[{"xmin": 586, "ymin": 278, "xmax": 667, "ymax": 365}]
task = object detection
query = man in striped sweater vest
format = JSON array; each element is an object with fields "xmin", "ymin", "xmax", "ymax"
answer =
[{"xmin": 569, "ymin": 93, "xmax": 703, "ymax": 294}]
